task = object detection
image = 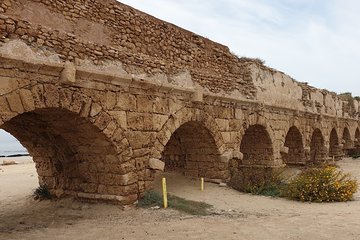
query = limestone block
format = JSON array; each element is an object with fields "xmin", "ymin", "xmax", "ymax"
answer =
[
  {"xmin": 60, "ymin": 61, "xmax": 76, "ymax": 83},
  {"xmin": 280, "ymin": 146, "xmax": 289, "ymax": 154},
  {"xmin": 19, "ymin": 89, "xmax": 35, "ymax": 111},
  {"xmin": 105, "ymin": 92, "xmax": 117, "ymax": 110},
  {"xmin": 43, "ymin": 84, "xmax": 60, "ymax": 107},
  {"xmin": 149, "ymin": 158, "xmax": 165, "ymax": 171},
  {"xmin": 192, "ymin": 90, "xmax": 203, "ymax": 103},
  {"xmin": 235, "ymin": 108, "xmax": 243, "ymax": 120},
  {"xmin": 137, "ymin": 96, "xmax": 153, "ymax": 112},
  {"xmin": 6, "ymin": 93, "xmax": 24, "ymax": 113},
  {"xmin": 220, "ymin": 151, "xmax": 233, "ymax": 163},
  {"xmin": 0, "ymin": 77, "xmax": 19, "ymax": 95},
  {"xmin": 90, "ymin": 103, "xmax": 102, "ymax": 117},
  {"xmin": 117, "ymin": 93, "xmax": 137, "ymax": 111},
  {"xmin": 233, "ymin": 151, "xmax": 244, "ymax": 160}
]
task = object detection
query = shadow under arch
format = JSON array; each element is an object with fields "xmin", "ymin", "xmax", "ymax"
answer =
[
  {"xmin": 355, "ymin": 128, "xmax": 360, "ymax": 147},
  {"xmin": 161, "ymin": 121, "xmax": 226, "ymax": 180},
  {"xmin": 240, "ymin": 124, "xmax": 274, "ymax": 166},
  {"xmin": 0, "ymin": 108, "xmax": 131, "ymax": 199},
  {"xmin": 283, "ymin": 126, "xmax": 305, "ymax": 165},
  {"xmin": 310, "ymin": 128, "xmax": 326, "ymax": 163},
  {"xmin": 329, "ymin": 128, "xmax": 342, "ymax": 159},
  {"xmin": 342, "ymin": 127, "xmax": 353, "ymax": 155}
]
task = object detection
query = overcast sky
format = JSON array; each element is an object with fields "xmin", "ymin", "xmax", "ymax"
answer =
[
  {"xmin": 120, "ymin": 0, "xmax": 360, "ymax": 96},
  {"xmin": 0, "ymin": 130, "xmax": 27, "ymax": 155}
]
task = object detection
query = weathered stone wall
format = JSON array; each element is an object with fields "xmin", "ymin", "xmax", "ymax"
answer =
[{"xmin": 0, "ymin": 0, "xmax": 359, "ymax": 204}]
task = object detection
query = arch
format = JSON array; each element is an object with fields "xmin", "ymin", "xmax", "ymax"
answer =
[
  {"xmin": 342, "ymin": 127, "xmax": 353, "ymax": 155},
  {"xmin": 0, "ymin": 84, "xmax": 136, "ymax": 204},
  {"xmin": 153, "ymin": 107, "xmax": 225, "ymax": 160},
  {"xmin": 329, "ymin": 128, "xmax": 341, "ymax": 159},
  {"xmin": 1, "ymin": 108, "xmax": 121, "ymax": 195},
  {"xmin": 310, "ymin": 128, "xmax": 326, "ymax": 163},
  {"xmin": 161, "ymin": 121, "xmax": 225, "ymax": 179},
  {"xmin": 240, "ymin": 124, "xmax": 274, "ymax": 166},
  {"xmin": 283, "ymin": 126, "xmax": 305, "ymax": 165},
  {"xmin": 355, "ymin": 128, "xmax": 360, "ymax": 147}
]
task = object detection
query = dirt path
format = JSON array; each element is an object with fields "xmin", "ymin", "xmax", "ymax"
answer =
[{"xmin": 1, "ymin": 158, "xmax": 360, "ymax": 240}]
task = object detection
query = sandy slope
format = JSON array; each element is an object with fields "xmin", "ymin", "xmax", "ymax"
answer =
[{"xmin": 1, "ymin": 158, "xmax": 360, "ymax": 240}]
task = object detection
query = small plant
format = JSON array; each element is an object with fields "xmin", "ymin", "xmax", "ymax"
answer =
[
  {"xmin": 230, "ymin": 169, "xmax": 286, "ymax": 197},
  {"xmin": 138, "ymin": 191, "xmax": 163, "ymax": 208},
  {"xmin": 349, "ymin": 151, "xmax": 360, "ymax": 159},
  {"xmin": 138, "ymin": 191, "xmax": 212, "ymax": 216},
  {"xmin": 284, "ymin": 166, "xmax": 358, "ymax": 202},
  {"xmin": 168, "ymin": 195, "xmax": 212, "ymax": 216},
  {"xmin": 242, "ymin": 176, "xmax": 286, "ymax": 197},
  {"xmin": 33, "ymin": 185, "xmax": 52, "ymax": 200}
]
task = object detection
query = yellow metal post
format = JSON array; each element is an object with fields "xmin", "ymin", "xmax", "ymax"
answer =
[
  {"xmin": 201, "ymin": 177, "xmax": 204, "ymax": 191},
  {"xmin": 162, "ymin": 177, "xmax": 168, "ymax": 208}
]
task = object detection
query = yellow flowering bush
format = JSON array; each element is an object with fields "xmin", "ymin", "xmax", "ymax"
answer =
[{"xmin": 285, "ymin": 166, "xmax": 358, "ymax": 202}]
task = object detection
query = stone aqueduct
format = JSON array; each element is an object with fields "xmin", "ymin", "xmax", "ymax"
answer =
[{"xmin": 0, "ymin": 0, "xmax": 359, "ymax": 204}]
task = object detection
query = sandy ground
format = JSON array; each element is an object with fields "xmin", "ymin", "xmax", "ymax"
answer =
[{"xmin": 1, "ymin": 157, "xmax": 360, "ymax": 240}]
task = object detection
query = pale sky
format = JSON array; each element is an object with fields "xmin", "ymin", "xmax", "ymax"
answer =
[
  {"xmin": 1, "ymin": 1, "xmax": 360, "ymax": 153},
  {"xmin": 0, "ymin": 130, "xmax": 27, "ymax": 155},
  {"xmin": 119, "ymin": 0, "xmax": 360, "ymax": 97}
]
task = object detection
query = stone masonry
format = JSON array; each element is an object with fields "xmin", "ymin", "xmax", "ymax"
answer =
[{"xmin": 0, "ymin": 0, "xmax": 359, "ymax": 204}]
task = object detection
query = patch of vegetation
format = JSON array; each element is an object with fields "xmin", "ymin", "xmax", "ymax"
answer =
[
  {"xmin": 33, "ymin": 185, "xmax": 52, "ymax": 200},
  {"xmin": 238, "ymin": 57, "xmax": 265, "ymax": 65},
  {"xmin": 241, "ymin": 175, "xmax": 286, "ymax": 197},
  {"xmin": 137, "ymin": 190, "xmax": 163, "ymax": 208},
  {"xmin": 284, "ymin": 166, "xmax": 358, "ymax": 202},
  {"xmin": 229, "ymin": 169, "xmax": 286, "ymax": 198},
  {"xmin": 138, "ymin": 191, "xmax": 212, "ymax": 216},
  {"xmin": 168, "ymin": 195, "xmax": 212, "ymax": 216},
  {"xmin": 349, "ymin": 152, "xmax": 360, "ymax": 159}
]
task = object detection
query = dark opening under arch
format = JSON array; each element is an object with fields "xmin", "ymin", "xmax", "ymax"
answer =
[
  {"xmin": 161, "ymin": 121, "xmax": 224, "ymax": 179},
  {"xmin": 329, "ymin": 128, "xmax": 341, "ymax": 159},
  {"xmin": 310, "ymin": 129, "xmax": 326, "ymax": 163},
  {"xmin": 342, "ymin": 127, "xmax": 353, "ymax": 155},
  {"xmin": 1, "ymin": 108, "xmax": 123, "ymax": 197},
  {"xmin": 240, "ymin": 124, "xmax": 274, "ymax": 166},
  {"xmin": 355, "ymin": 128, "xmax": 360, "ymax": 148},
  {"xmin": 283, "ymin": 126, "xmax": 305, "ymax": 165}
]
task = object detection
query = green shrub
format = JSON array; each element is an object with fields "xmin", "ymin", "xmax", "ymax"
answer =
[
  {"xmin": 230, "ymin": 168, "xmax": 286, "ymax": 197},
  {"xmin": 33, "ymin": 185, "xmax": 52, "ymax": 200},
  {"xmin": 242, "ymin": 177, "xmax": 286, "ymax": 197},
  {"xmin": 350, "ymin": 152, "xmax": 360, "ymax": 159},
  {"xmin": 138, "ymin": 191, "xmax": 212, "ymax": 215},
  {"xmin": 284, "ymin": 166, "xmax": 358, "ymax": 202},
  {"xmin": 138, "ymin": 191, "xmax": 163, "ymax": 208},
  {"xmin": 168, "ymin": 195, "xmax": 212, "ymax": 216}
]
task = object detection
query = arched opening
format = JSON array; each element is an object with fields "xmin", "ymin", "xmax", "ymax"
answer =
[
  {"xmin": 329, "ymin": 128, "xmax": 341, "ymax": 159},
  {"xmin": 355, "ymin": 128, "xmax": 360, "ymax": 148},
  {"xmin": 1, "ymin": 108, "xmax": 125, "ymax": 198},
  {"xmin": 283, "ymin": 126, "xmax": 305, "ymax": 165},
  {"xmin": 310, "ymin": 129, "xmax": 326, "ymax": 163},
  {"xmin": 240, "ymin": 124, "xmax": 274, "ymax": 166},
  {"xmin": 342, "ymin": 127, "xmax": 353, "ymax": 155},
  {"xmin": 161, "ymin": 121, "xmax": 223, "ymax": 179}
]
